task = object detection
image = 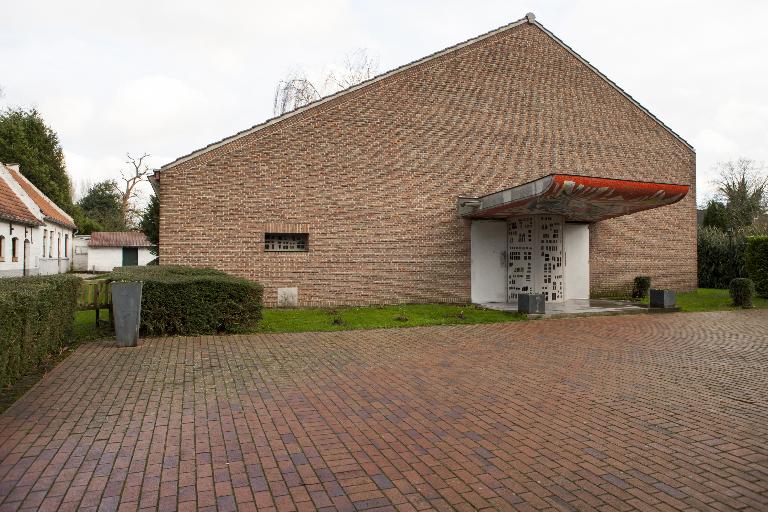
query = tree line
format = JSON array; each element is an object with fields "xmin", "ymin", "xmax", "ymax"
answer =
[
  {"xmin": 701, "ymin": 159, "xmax": 767, "ymax": 232},
  {"xmin": 698, "ymin": 159, "xmax": 768, "ymax": 288},
  {"xmin": 0, "ymin": 107, "xmax": 158, "ymax": 249}
]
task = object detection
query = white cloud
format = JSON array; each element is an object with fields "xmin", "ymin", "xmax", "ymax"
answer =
[
  {"xmin": 1, "ymin": 0, "xmax": 766, "ymax": 207},
  {"xmin": 38, "ymin": 96, "xmax": 96, "ymax": 137},
  {"xmin": 103, "ymin": 76, "xmax": 210, "ymax": 139}
]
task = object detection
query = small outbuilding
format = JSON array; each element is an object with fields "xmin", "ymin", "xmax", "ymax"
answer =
[{"xmin": 73, "ymin": 232, "xmax": 154, "ymax": 272}]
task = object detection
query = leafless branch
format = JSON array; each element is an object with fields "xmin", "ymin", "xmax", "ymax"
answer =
[
  {"xmin": 711, "ymin": 158, "xmax": 768, "ymax": 228},
  {"xmin": 115, "ymin": 152, "xmax": 151, "ymax": 228},
  {"xmin": 272, "ymin": 49, "xmax": 379, "ymax": 116}
]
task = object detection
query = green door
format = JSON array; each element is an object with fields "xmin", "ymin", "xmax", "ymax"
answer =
[{"xmin": 122, "ymin": 247, "xmax": 139, "ymax": 266}]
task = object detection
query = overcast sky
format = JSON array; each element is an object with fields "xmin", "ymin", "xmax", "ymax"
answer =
[{"xmin": 1, "ymin": 0, "xmax": 766, "ymax": 203}]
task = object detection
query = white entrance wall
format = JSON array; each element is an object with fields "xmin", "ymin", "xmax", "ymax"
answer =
[
  {"xmin": 470, "ymin": 220, "xmax": 507, "ymax": 303},
  {"xmin": 471, "ymin": 216, "xmax": 588, "ymax": 304},
  {"xmin": 564, "ymin": 223, "xmax": 590, "ymax": 299}
]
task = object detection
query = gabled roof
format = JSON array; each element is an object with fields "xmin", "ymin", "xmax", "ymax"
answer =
[
  {"xmin": 0, "ymin": 164, "xmax": 44, "ymax": 226},
  {"xmin": 89, "ymin": 231, "xmax": 152, "ymax": 248},
  {"xmin": 5, "ymin": 165, "xmax": 77, "ymax": 229},
  {"xmin": 157, "ymin": 12, "xmax": 692, "ymax": 174}
]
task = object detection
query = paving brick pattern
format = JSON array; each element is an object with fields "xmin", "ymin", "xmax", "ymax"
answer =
[{"xmin": 1, "ymin": 311, "xmax": 766, "ymax": 511}]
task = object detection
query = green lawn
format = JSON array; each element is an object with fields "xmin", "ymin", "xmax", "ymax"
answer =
[
  {"xmin": 257, "ymin": 303, "xmax": 524, "ymax": 333},
  {"xmin": 72, "ymin": 309, "xmax": 113, "ymax": 342},
  {"xmin": 644, "ymin": 288, "xmax": 768, "ymax": 312}
]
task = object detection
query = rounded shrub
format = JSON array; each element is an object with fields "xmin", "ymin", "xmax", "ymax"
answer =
[
  {"xmin": 108, "ymin": 265, "xmax": 263, "ymax": 335},
  {"xmin": 745, "ymin": 236, "xmax": 768, "ymax": 298},
  {"xmin": 631, "ymin": 276, "xmax": 651, "ymax": 299},
  {"xmin": 729, "ymin": 278, "xmax": 754, "ymax": 308}
]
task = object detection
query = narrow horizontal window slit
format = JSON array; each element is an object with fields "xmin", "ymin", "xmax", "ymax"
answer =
[{"xmin": 264, "ymin": 233, "xmax": 309, "ymax": 252}]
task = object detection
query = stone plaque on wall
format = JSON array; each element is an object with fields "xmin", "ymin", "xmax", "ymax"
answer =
[{"xmin": 277, "ymin": 287, "xmax": 299, "ymax": 308}]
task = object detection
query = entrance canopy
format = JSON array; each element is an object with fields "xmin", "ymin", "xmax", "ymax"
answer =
[{"xmin": 458, "ymin": 174, "xmax": 689, "ymax": 222}]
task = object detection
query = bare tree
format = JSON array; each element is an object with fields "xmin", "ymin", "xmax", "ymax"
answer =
[
  {"xmin": 273, "ymin": 49, "xmax": 380, "ymax": 116},
  {"xmin": 326, "ymin": 49, "xmax": 380, "ymax": 90},
  {"xmin": 712, "ymin": 158, "xmax": 768, "ymax": 229},
  {"xmin": 117, "ymin": 153, "xmax": 151, "ymax": 228},
  {"xmin": 272, "ymin": 70, "xmax": 323, "ymax": 117}
]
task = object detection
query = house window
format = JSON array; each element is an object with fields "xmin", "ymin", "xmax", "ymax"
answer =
[
  {"xmin": 11, "ymin": 237, "xmax": 18, "ymax": 262},
  {"xmin": 49, "ymin": 231, "xmax": 53, "ymax": 258},
  {"xmin": 57, "ymin": 233, "xmax": 61, "ymax": 258},
  {"xmin": 0, "ymin": 235, "xmax": 4, "ymax": 261},
  {"xmin": 43, "ymin": 230, "xmax": 47, "ymax": 257},
  {"xmin": 264, "ymin": 233, "xmax": 309, "ymax": 252},
  {"xmin": 64, "ymin": 234, "xmax": 69, "ymax": 257}
]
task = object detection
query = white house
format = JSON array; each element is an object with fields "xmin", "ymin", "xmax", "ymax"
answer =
[
  {"xmin": 0, "ymin": 162, "xmax": 77, "ymax": 277},
  {"xmin": 73, "ymin": 232, "xmax": 154, "ymax": 272}
]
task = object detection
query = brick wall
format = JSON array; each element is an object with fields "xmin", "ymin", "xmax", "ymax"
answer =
[{"xmin": 159, "ymin": 22, "xmax": 696, "ymax": 307}]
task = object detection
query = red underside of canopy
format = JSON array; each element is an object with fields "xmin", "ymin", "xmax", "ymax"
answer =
[{"xmin": 462, "ymin": 174, "xmax": 689, "ymax": 222}]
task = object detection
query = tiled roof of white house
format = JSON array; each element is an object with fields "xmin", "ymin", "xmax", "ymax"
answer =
[
  {"xmin": 0, "ymin": 162, "xmax": 76, "ymax": 228},
  {"xmin": 0, "ymin": 163, "xmax": 43, "ymax": 226},
  {"xmin": 89, "ymin": 231, "xmax": 153, "ymax": 248}
]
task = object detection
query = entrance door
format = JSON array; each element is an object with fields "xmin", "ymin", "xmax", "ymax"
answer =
[
  {"xmin": 122, "ymin": 247, "xmax": 139, "ymax": 266},
  {"xmin": 507, "ymin": 215, "xmax": 565, "ymax": 302},
  {"xmin": 470, "ymin": 220, "xmax": 507, "ymax": 303},
  {"xmin": 507, "ymin": 217, "xmax": 535, "ymax": 300},
  {"xmin": 564, "ymin": 223, "xmax": 589, "ymax": 299}
]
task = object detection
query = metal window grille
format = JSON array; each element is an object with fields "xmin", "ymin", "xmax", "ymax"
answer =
[{"xmin": 264, "ymin": 233, "xmax": 308, "ymax": 252}]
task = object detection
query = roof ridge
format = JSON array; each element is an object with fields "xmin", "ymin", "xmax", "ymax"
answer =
[
  {"xmin": 6, "ymin": 165, "xmax": 76, "ymax": 228},
  {"xmin": 0, "ymin": 163, "xmax": 45, "ymax": 226},
  {"xmin": 158, "ymin": 15, "xmax": 531, "ymax": 172},
  {"xmin": 8, "ymin": 167, "xmax": 75, "ymax": 222},
  {"xmin": 158, "ymin": 13, "xmax": 692, "ymax": 173},
  {"xmin": 529, "ymin": 19, "xmax": 693, "ymax": 151}
]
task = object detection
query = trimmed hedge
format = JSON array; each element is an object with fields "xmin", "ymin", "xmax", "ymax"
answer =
[
  {"xmin": 729, "ymin": 278, "xmax": 754, "ymax": 308},
  {"xmin": 0, "ymin": 274, "xmax": 81, "ymax": 388},
  {"xmin": 745, "ymin": 236, "xmax": 768, "ymax": 298},
  {"xmin": 697, "ymin": 226, "xmax": 748, "ymax": 288},
  {"xmin": 109, "ymin": 266, "xmax": 263, "ymax": 335},
  {"xmin": 631, "ymin": 276, "xmax": 651, "ymax": 299}
]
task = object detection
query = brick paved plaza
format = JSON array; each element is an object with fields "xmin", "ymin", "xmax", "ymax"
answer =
[{"xmin": 0, "ymin": 311, "xmax": 766, "ymax": 511}]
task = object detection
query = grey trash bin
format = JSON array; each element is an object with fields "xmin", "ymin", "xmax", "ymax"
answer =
[
  {"xmin": 518, "ymin": 293, "xmax": 546, "ymax": 314},
  {"xmin": 112, "ymin": 281, "xmax": 142, "ymax": 347},
  {"xmin": 649, "ymin": 289, "xmax": 676, "ymax": 309}
]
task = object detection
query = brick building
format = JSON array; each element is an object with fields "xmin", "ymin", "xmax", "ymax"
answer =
[{"xmin": 153, "ymin": 13, "xmax": 696, "ymax": 307}]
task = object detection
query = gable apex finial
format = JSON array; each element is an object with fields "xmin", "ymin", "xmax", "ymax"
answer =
[{"xmin": 525, "ymin": 12, "xmax": 536, "ymax": 23}]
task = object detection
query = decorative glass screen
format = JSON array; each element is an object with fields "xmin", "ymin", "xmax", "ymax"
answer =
[
  {"xmin": 507, "ymin": 215, "xmax": 565, "ymax": 302},
  {"xmin": 507, "ymin": 216, "xmax": 534, "ymax": 300},
  {"xmin": 264, "ymin": 233, "xmax": 309, "ymax": 252},
  {"xmin": 538, "ymin": 215, "xmax": 564, "ymax": 302}
]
